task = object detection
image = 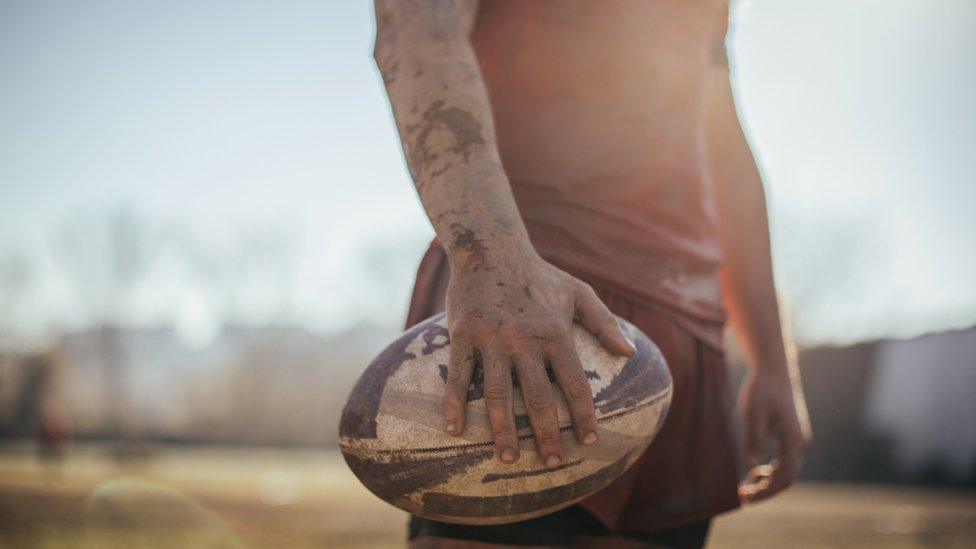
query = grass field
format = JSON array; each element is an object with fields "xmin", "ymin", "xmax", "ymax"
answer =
[{"xmin": 1, "ymin": 442, "xmax": 974, "ymax": 548}]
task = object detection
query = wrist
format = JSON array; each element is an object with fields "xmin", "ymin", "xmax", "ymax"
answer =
[
  {"xmin": 746, "ymin": 334, "xmax": 789, "ymax": 373},
  {"xmin": 445, "ymin": 227, "xmax": 538, "ymax": 276},
  {"xmin": 753, "ymin": 351, "xmax": 788, "ymax": 371}
]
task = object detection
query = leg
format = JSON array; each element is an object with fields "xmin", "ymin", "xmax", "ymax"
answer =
[
  {"xmin": 408, "ymin": 505, "xmax": 604, "ymax": 548},
  {"xmin": 571, "ymin": 521, "xmax": 712, "ymax": 549},
  {"xmin": 410, "ymin": 536, "xmax": 550, "ymax": 549}
]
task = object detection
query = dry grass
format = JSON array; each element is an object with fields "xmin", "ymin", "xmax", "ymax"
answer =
[{"xmin": 0, "ymin": 442, "xmax": 973, "ymax": 548}]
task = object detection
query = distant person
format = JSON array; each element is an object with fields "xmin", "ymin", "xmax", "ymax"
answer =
[
  {"xmin": 11, "ymin": 353, "xmax": 71, "ymax": 467},
  {"xmin": 373, "ymin": 1, "xmax": 811, "ymax": 547},
  {"xmin": 38, "ymin": 404, "xmax": 70, "ymax": 467}
]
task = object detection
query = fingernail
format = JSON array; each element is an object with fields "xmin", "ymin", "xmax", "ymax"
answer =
[
  {"xmin": 501, "ymin": 449, "xmax": 516, "ymax": 462},
  {"xmin": 582, "ymin": 432, "xmax": 598, "ymax": 445},
  {"xmin": 545, "ymin": 455, "xmax": 561, "ymax": 469},
  {"xmin": 445, "ymin": 422, "xmax": 455, "ymax": 433},
  {"xmin": 625, "ymin": 336, "xmax": 636, "ymax": 351}
]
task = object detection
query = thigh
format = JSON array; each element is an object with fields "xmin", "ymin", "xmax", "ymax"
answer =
[
  {"xmin": 410, "ymin": 537, "xmax": 553, "ymax": 549},
  {"xmin": 571, "ymin": 520, "xmax": 711, "ymax": 549},
  {"xmin": 408, "ymin": 505, "xmax": 606, "ymax": 548}
]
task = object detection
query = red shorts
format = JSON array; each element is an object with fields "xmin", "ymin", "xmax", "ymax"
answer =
[{"xmin": 405, "ymin": 242, "xmax": 741, "ymax": 532}]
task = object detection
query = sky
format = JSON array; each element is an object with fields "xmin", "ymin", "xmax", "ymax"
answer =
[{"xmin": 1, "ymin": 0, "xmax": 974, "ymax": 347}]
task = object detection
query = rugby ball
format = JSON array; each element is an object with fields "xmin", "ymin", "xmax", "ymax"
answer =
[{"xmin": 338, "ymin": 312, "xmax": 671, "ymax": 525}]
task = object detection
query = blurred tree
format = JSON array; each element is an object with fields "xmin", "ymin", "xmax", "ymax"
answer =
[
  {"xmin": 773, "ymin": 208, "xmax": 892, "ymax": 344},
  {"xmin": 56, "ymin": 209, "xmax": 155, "ymax": 436},
  {"xmin": 0, "ymin": 252, "xmax": 35, "ymax": 433},
  {"xmin": 353, "ymin": 235, "xmax": 428, "ymax": 327},
  {"xmin": 175, "ymin": 223, "xmax": 297, "ymax": 328},
  {"xmin": 0, "ymin": 251, "xmax": 33, "ymax": 353}
]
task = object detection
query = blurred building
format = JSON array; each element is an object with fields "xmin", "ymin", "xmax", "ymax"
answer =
[
  {"xmin": 865, "ymin": 327, "xmax": 976, "ymax": 484},
  {"xmin": 2, "ymin": 324, "xmax": 394, "ymax": 446},
  {"xmin": 799, "ymin": 325, "xmax": 976, "ymax": 487},
  {"xmin": 2, "ymin": 322, "xmax": 974, "ymax": 487}
]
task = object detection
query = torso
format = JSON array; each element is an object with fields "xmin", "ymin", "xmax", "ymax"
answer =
[{"xmin": 471, "ymin": 0, "xmax": 730, "ymax": 327}]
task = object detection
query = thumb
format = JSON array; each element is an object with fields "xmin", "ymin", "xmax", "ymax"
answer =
[
  {"xmin": 575, "ymin": 283, "xmax": 636, "ymax": 357},
  {"xmin": 742, "ymin": 415, "xmax": 769, "ymax": 472}
]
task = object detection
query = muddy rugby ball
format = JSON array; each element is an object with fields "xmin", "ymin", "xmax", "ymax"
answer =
[{"xmin": 338, "ymin": 312, "xmax": 671, "ymax": 525}]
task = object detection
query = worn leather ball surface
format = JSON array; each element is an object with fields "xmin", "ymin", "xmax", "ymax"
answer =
[{"xmin": 338, "ymin": 312, "xmax": 672, "ymax": 525}]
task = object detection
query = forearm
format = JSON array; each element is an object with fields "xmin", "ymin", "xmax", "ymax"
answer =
[
  {"xmin": 707, "ymin": 75, "xmax": 791, "ymax": 375},
  {"xmin": 374, "ymin": 0, "xmax": 535, "ymax": 275},
  {"xmin": 707, "ymin": 62, "xmax": 810, "ymax": 495},
  {"xmin": 714, "ymin": 160, "xmax": 791, "ymax": 373}
]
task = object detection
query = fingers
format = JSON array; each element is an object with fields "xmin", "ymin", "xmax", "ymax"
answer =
[
  {"xmin": 738, "ymin": 411, "xmax": 769, "ymax": 504},
  {"xmin": 740, "ymin": 414, "xmax": 768, "ymax": 473},
  {"xmin": 739, "ymin": 422, "xmax": 806, "ymax": 505},
  {"xmin": 738, "ymin": 463, "xmax": 774, "ymax": 503},
  {"xmin": 740, "ymin": 459, "xmax": 796, "ymax": 504},
  {"xmin": 547, "ymin": 340, "xmax": 598, "ymax": 446},
  {"xmin": 443, "ymin": 337, "xmax": 475, "ymax": 436},
  {"xmin": 514, "ymin": 352, "xmax": 564, "ymax": 468},
  {"xmin": 481, "ymin": 347, "xmax": 519, "ymax": 463},
  {"xmin": 756, "ymin": 424, "xmax": 805, "ymax": 502},
  {"xmin": 575, "ymin": 284, "xmax": 636, "ymax": 356}
]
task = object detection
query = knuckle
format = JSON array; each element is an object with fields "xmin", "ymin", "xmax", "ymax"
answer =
[
  {"xmin": 443, "ymin": 389, "xmax": 464, "ymax": 404},
  {"xmin": 546, "ymin": 331, "xmax": 573, "ymax": 352},
  {"xmin": 500, "ymin": 326, "xmax": 528, "ymax": 348},
  {"xmin": 536, "ymin": 318, "xmax": 563, "ymax": 334},
  {"xmin": 445, "ymin": 367, "xmax": 467, "ymax": 388},
  {"xmin": 484, "ymin": 383, "xmax": 510, "ymax": 403},
  {"xmin": 566, "ymin": 376, "xmax": 592, "ymax": 400},
  {"xmin": 452, "ymin": 316, "xmax": 485, "ymax": 337},
  {"xmin": 525, "ymin": 384, "xmax": 554, "ymax": 412},
  {"xmin": 448, "ymin": 318, "xmax": 471, "ymax": 337},
  {"xmin": 595, "ymin": 317, "xmax": 617, "ymax": 333},
  {"xmin": 442, "ymin": 397, "xmax": 460, "ymax": 415},
  {"xmin": 491, "ymin": 425, "xmax": 514, "ymax": 439},
  {"xmin": 576, "ymin": 281, "xmax": 596, "ymax": 297},
  {"xmin": 450, "ymin": 322, "xmax": 473, "ymax": 339},
  {"xmin": 509, "ymin": 320, "xmax": 538, "ymax": 338},
  {"xmin": 444, "ymin": 396, "xmax": 458, "ymax": 416},
  {"xmin": 577, "ymin": 415, "xmax": 597, "ymax": 430},
  {"xmin": 535, "ymin": 429, "xmax": 561, "ymax": 446}
]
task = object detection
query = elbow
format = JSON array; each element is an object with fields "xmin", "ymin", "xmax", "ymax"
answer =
[
  {"xmin": 372, "ymin": 35, "xmax": 394, "ymax": 73},
  {"xmin": 373, "ymin": 2, "xmax": 397, "ymax": 71},
  {"xmin": 372, "ymin": 1, "xmax": 399, "ymax": 70},
  {"xmin": 372, "ymin": 0, "xmax": 466, "ymax": 70}
]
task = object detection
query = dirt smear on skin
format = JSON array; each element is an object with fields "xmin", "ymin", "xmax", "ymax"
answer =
[
  {"xmin": 406, "ymin": 100, "xmax": 486, "ymax": 183},
  {"xmin": 450, "ymin": 223, "xmax": 490, "ymax": 272}
]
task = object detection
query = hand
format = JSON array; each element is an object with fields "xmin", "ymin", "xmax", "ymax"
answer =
[
  {"xmin": 737, "ymin": 368, "xmax": 812, "ymax": 504},
  {"xmin": 443, "ymin": 254, "xmax": 636, "ymax": 468}
]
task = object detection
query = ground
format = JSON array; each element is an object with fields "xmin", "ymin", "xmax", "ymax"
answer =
[{"xmin": 0, "ymin": 442, "xmax": 974, "ymax": 548}]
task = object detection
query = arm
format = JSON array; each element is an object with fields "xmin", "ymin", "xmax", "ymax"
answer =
[
  {"xmin": 705, "ymin": 44, "xmax": 812, "ymax": 504},
  {"xmin": 374, "ymin": 0, "xmax": 635, "ymax": 468}
]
